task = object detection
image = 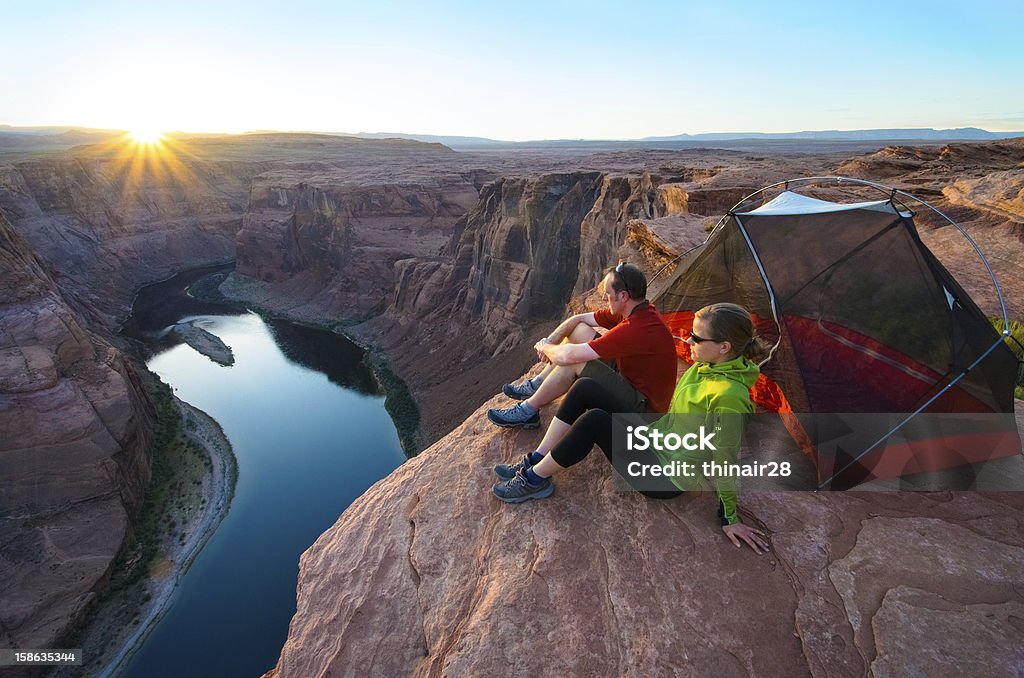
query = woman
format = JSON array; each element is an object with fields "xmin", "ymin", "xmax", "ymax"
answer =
[{"xmin": 492, "ymin": 302, "xmax": 769, "ymax": 553}]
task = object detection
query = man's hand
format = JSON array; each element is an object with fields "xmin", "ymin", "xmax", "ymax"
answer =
[
  {"xmin": 534, "ymin": 337, "xmax": 551, "ymax": 363},
  {"xmin": 722, "ymin": 523, "xmax": 769, "ymax": 554}
]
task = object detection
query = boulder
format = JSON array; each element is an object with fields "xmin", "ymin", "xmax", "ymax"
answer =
[{"xmin": 944, "ymin": 170, "xmax": 1024, "ymax": 224}]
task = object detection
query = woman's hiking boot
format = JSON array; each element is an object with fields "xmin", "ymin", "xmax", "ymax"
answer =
[{"xmin": 492, "ymin": 469, "xmax": 554, "ymax": 503}]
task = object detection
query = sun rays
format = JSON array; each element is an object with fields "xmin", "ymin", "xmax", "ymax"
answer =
[{"xmin": 98, "ymin": 131, "xmax": 204, "ymax": 205}]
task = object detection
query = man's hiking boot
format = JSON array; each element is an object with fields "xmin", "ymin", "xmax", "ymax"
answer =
[
  {"xmin": 493, "ymin": 469, "xmax": 554, "ymax": 503},
  {"xmin": 487, "ymin": 402, "xmax": 540, "ymax": 429},
  {"xmin": 502, "ymin": 379, "xmax": 538, "ymax": 400},
  {"xmin": 494, "ymin": 454, "xmax": 533, "ymax": 480}
]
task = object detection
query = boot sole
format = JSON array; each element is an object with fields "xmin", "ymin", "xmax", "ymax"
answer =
[
  {"xmin": 493, "ymin": 482, "xmax": 555, "ymax": 503},
  {"xmin": 487, "ymin": 412, "xmax": 540, "ymax": 429}
]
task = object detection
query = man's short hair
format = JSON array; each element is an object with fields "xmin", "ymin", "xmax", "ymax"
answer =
[{"xmin": 605, "ymin": 263, "xmax": 647, "ymax": 300}]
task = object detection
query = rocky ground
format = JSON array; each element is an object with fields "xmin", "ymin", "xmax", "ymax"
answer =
[{"xmin": 265, "ymin": 394, "xmax": 1024, "ymax": 677}]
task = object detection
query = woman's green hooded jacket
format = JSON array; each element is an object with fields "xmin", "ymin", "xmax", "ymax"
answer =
[{"xmin": 652, "ymin": 356, "xmax": 759, "ymax": 524}]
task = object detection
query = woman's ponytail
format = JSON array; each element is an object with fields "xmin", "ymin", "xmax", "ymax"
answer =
[{"xmin": 696, "ymin": 303, "xmax": 766, "ymax": 361}]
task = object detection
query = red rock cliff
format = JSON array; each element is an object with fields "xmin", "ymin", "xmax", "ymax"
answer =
[
  {"xmin": 0, "ymin": 211, "xmax": 154, "ymax": 653},
  {"xmin": 265, "ymin": 395, "xmax": 1024, "ymax": 677},
  {"xmin": 228, "ymin": 168, "xmax": 743, "ymax": 444}
]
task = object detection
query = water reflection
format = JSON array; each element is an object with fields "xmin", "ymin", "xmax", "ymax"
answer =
[{"xmin": 266, "ymin": 319, "xmax": 379, "ymax": 396}]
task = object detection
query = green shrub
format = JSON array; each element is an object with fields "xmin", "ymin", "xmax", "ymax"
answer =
[{"xmin": 361, "ymin": 350, "xmax": 420, "ymax": 456}]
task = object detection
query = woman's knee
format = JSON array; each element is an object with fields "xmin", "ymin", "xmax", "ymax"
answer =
[
  {"xmin": 578, "ymin": 408, "xmax": 611, "ymax": 427},
  {"xmin": 557, "ymin": 378, "xmax": 599, "ymax": 421},
  {"xmin": 550, "ymin": 408, "xmax": 612, "ymax": 467},
  {"xmin": 567, "ymin": 377, "xmax": 597, "ymax": 395},
  {"xmin": 566, "ymin": 377, "xmax": 604, "ymax": 404}
]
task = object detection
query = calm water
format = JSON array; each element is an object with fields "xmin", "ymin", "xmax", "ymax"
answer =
[{"xmin": 121, "ymin": 268, "xmax": 405, "ymax": 677}]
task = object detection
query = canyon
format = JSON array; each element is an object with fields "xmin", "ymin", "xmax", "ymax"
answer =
[{"xmin": 1, "ymin": 133, "xmax": 1022, "ymax": 674}]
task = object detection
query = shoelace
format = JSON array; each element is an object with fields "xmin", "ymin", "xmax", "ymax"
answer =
[
  {"xmin": 497, "ymin": 456, "xmax": 527, "ymax": 476},
  {"xmin": 504, "ymin": 471, "xmax": 530, "ymax": 490},
  {"xmin": 515, "ymin": 381, "xmax": 535, "ymax": 395},
  {"xmin": 499, "ymin": 403, "xmax": 526, "ymax": 417}
]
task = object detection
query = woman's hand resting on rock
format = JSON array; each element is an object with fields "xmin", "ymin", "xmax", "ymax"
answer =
[{"xmin": 722, "ymin": 523, "xmax": 769, "ymax": 554}]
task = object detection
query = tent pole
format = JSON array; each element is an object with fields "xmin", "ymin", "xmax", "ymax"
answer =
[{"xmin": 733, "ymin": 216, "xmax": 784, "ymax": 367}]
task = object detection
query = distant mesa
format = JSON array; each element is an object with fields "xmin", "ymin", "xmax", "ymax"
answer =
[
  {"xmin": 307, "ymin": 127, "xmax": 1024, "ymax": 150},
  {"xmin": 2, "ymin": 125, "xmax": 1022, "ymax": 155},
  {"xmin": 640, "ymin": 127, "xmax": 1024, "ymax": 142}
]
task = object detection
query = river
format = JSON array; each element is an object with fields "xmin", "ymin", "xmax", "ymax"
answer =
[{"xmin": 119, "ymin": 267, "xmax": 406, "ymax": 677}]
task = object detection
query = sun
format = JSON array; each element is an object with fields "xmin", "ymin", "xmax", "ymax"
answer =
[{"xmin": 129, "ymin": 128, "xmax": 164, "ymax": 144}]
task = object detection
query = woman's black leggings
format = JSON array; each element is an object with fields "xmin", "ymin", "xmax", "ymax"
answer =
[{"xmin": 548, "ymin": 378, "xmax": 681, "ymax": 499}]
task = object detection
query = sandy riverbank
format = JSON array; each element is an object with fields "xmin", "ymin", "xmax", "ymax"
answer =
[{"xmin": 53, "ymin": 399, "xmax": 237, "ymax": 678}]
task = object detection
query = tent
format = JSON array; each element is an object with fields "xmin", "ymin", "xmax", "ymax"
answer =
[{"xmin": 653, "ymin": 177, "xmax": 1021, "ymax": 490}]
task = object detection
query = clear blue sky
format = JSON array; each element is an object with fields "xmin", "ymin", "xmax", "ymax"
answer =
[{"xmin": 1, "ymin": 0, "xmax": 1021, "ymax": 140}]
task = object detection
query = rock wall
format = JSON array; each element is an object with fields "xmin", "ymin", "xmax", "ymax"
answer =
[
  {"xmin": 0, "ymin": 154, "xmax": 260, "ymax": 327},
  {"xmin": 352, "ymin": 172, "xmax": 607, "ymax": 444},
  {"xmin": 570, "ymin": 173, "xmax": 743, "ymax": 300},
  {"xmin": 0, "ymin": 212, "xmax": 154, "ymax": 653},
  {"xmin": 444, "ymin": 172, "xmax": 604, "ymax": 345},
  {"xmin": 234, "ymin": 172, "xmax": 480, "ymax": 320}
]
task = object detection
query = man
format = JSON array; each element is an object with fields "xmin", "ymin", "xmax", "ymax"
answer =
[{"xmin": 487, "ymin": 263, "xmax": 677, "ymax": 428}]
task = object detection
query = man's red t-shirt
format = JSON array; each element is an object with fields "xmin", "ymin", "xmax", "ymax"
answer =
[{"xmin": 588, "ymin": 302, "xmax": 677, "ymax": 413}]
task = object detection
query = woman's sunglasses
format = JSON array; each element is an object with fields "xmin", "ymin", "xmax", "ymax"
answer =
[{"xmin": 686, "ymin": 331, "xmax": 723, "ymax": 344}]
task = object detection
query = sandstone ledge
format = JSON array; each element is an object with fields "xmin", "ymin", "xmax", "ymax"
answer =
[{"xmin": 268, "ymin": 394, "xmax": 1024, "ymax": 677}]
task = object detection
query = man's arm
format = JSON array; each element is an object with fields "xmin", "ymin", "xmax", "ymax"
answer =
[
  {"xmin": 536, "ymin": 339, "xmax": 599, "ymax": 366},
  {"xmin": 531, "ymin": 312, "xmax": 600, "ymax": 366},
  {"xmin": 544, "ymin": 312, "xmax": 597, "ymax": 344}
]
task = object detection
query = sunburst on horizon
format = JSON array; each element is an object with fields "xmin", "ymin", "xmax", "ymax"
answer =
[
  {"xmin": 103, "ymin": 126, "xmax": 199, "ymax": 199},
  {"xmin": 129, "ymin": 128, "xmax": 165, "ymax": 144}
]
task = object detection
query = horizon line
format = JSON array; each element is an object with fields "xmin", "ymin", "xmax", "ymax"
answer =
[{"xmin": 2, "ymin": 123, "xmax": 1024, "ymax": 145}]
